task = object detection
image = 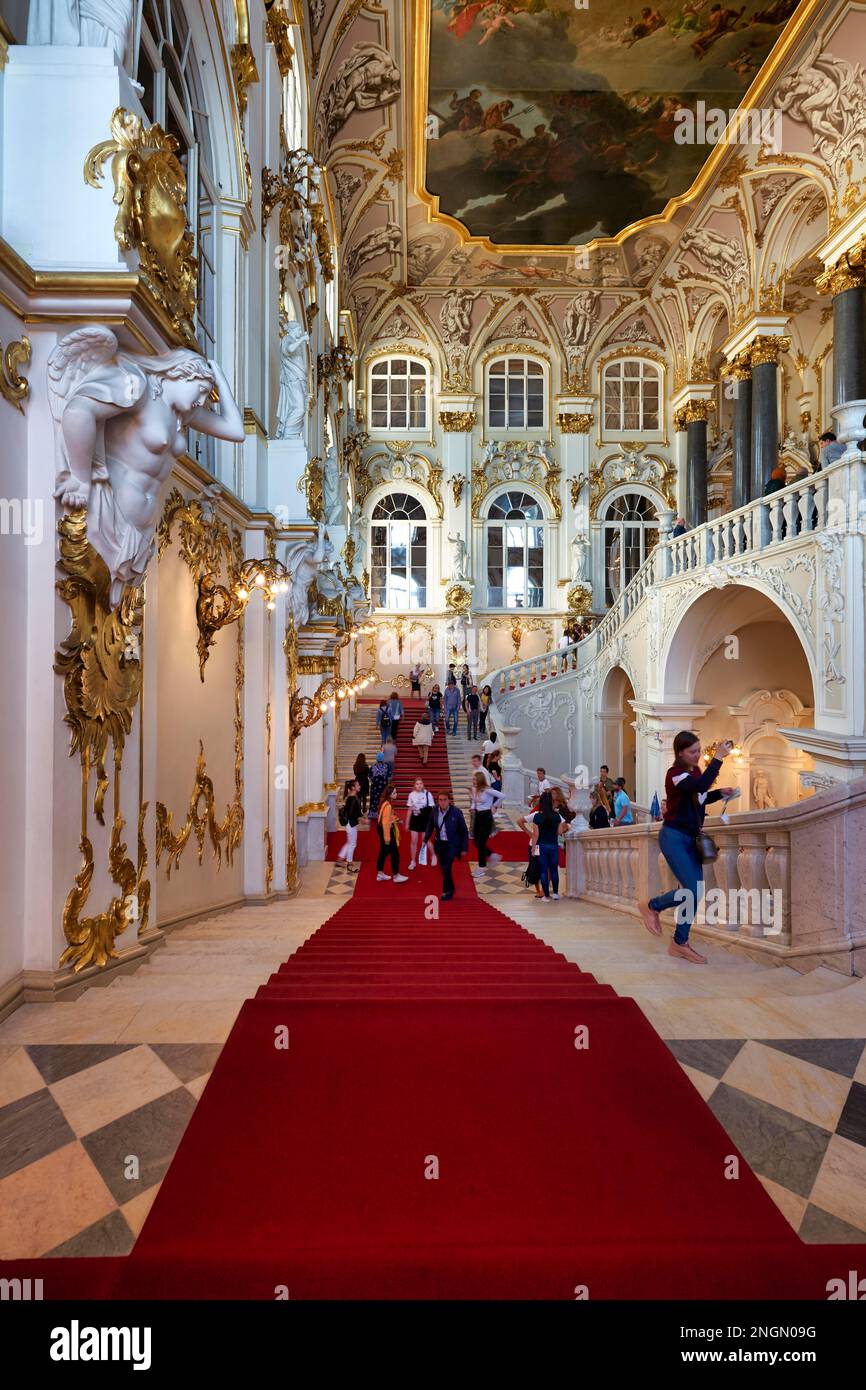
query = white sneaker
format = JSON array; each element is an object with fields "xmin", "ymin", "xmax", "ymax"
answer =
[
  {"xmin": 474, "ymin": 868, "xmax": 487, "ymax": 879},
  {"xmin": 488, "ymin": 852, "xmax": 503, "ymax": 865},
  {"xmin": 377, "ymin": 872, "xmax": 391, "ymax": 881},
  {"xmin": 552, "ymin": 893, "xmax": 560, "ymax": 901},
  {"xmin": 408, "ymin": 861, "xmax": 416, "ymax": 871},
  {"xmin": 393, "ymin": 874, "xmax": 409, "ymax": 883},
  {"xmin": 540, "ymin": 896, "xmax": 550, "ymax": 904}
]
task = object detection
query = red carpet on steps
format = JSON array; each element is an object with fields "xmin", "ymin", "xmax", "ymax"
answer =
[
  {"xmin": 76, "ymin": 860, "xmax": 866, "ymax": 1296},
  {"xmin": 5, "ymin": 835, "xmax": 864, "ymax": 1298}
]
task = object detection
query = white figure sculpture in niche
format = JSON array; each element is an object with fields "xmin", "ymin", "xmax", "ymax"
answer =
[
  {"xmin": 447, "ymin": 611, "xmax": 469, "ymax": 659},
  {"xmin": 570, "ymin": 532, "xmax": 590, "ymax": 584},
  {"xmin": 322, "ymin": 445, "xmax": 344, "ymax": 526},
  {"xmin": 276, "ymin": 322, "xmax": 309, "ymax": 439},
  {"xmin": 752, "ymin": 768, "xmax": 777, "ymax": 811},
  {"xmin": 447, "ymin": 531, "xmax": 470, "ymax": 582},
  {"xmin": 285, "ymin": 524, "xmax": 327, "ymax": 631},
  {"xmin": 27, "ymin": 0, "xmax": 135, "ymax": 68},
  {"xmin": 49, "ymin": 326, "xmax": 244, "ymax": 607},
  {"xmin": 563, "ymin": 291, "xmax": 600, "ymax": 348}
]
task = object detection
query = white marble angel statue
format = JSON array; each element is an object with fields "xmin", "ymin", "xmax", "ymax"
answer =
[
  {"xmin": 49, "ymin": 325, "xmax": 244, "ymax": 606},
  {"xmin": 285, "ymin": 523, "xmax": 327, "ymax": 631},
  {"xmin": 570, "ymin": 532, "xmax": 589, "ymax": 584},
  {"xmin": 28, "ymin": 0, "xmax": 135, "ymax": 68},
  {"xmin": 322, "ymin": 445, "xmax": 345, "ymax": 526},
  {"xmin": 447, "ymin": 531, "xmax": 470, "ymax": 582},
  {"xmin": 276, "ymin": 322, "xmax": 309, "ymax": 439}
]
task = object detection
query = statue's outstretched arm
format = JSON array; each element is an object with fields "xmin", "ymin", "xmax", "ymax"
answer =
[{"xmin": 187, "ymin": 359, "xmax": 245, "ymax": 443}]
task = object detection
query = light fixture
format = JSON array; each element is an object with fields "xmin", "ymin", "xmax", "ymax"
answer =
[{"xmin": 195, "ymin": 554, "xmax": 292, "ymax": 680}]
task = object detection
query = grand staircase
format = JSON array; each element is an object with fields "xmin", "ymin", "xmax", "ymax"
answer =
[{"xmin": 336, "ymin": 696, "xmax": 453, "ymax": 809}]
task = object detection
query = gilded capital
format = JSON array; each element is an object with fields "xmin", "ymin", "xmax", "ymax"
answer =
[
  {"xmin": 749, "ymin": 334, "xmax": 791, "ymax": 367},
  {"xmin": 674, "ymin": 399, "xmax": 715, "ymax": 430},
  {"xmin": 556, "ymin": 411, "xmax": 593, "ymax": 433},
  {"xmin": 815, "ymin": 242, "xmax": 866, "ymax": 298},
  {"xmin": 438, "ymin": 410, "xmax": 477, "ymax": 432},
  {"xmin": 726, "ymin": 349, "xmax": 752, "ymax": 381}
]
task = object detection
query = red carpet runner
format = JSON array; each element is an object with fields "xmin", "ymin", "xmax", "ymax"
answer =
[{"xmin": 101, "ymin": 859, "xmax": 864, "ymax": 1298}]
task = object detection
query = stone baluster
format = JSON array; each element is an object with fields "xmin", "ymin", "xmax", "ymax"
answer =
[
  {"xmin": 712, "ymin": 841, "xmax": 740, "ymax": 931},
  {"xmin": 764, "ymin": 835, "xmax": 791, "ymax": 943},
  {"xmin": 736, "ymin": 834, "xmax": 770, "ymax": 936}
]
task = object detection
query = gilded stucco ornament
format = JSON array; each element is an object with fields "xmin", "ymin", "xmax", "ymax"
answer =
[
  {"xmin": 1, "ymin": 336, "xmax": 31, "ymax": 411},
  {"xmin": 54, "ymin": 509, "xmax": 150, "ymax": 972},
  {"xmin": 84, "ymin": 108, "xmax": 199, "ymax": 343}
]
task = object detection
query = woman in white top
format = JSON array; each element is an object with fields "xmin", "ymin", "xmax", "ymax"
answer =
[
  {"xmin": 406, "ymin": 777, "xmax": 437, "ymax": 871},
  {"xmin": 471, "ymin": 769, "xmax": 505, "ymax": 873},
  {"xmin": 412, "ymin": 714, "xmax": 434, "ymax": 765}
]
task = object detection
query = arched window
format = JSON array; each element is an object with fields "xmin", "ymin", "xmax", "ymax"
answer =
[
  {"xmin": 487, "ymin": 357, "xmax": 545, "ymax": 430},
  {"xmin": 370, "ymin": 359, "xmax": 428, "ymax": 431},
  {"xmin": 370, "ymin": 493, "xmax": 428, "ymax": 610},
  {"xmin": 486, "ymin": 490, "xmax": 544, "ymax": 609},
  {"xmin": 602, "ymin": 492, "xmax": 659, "ymax": 606},
  {"xmin": 137, "ymin": 1, "xmax": 217, "ymax": 465},
  {"xmin": 603, "ymin": 359, "xmax": 661, "ymax": 432}
]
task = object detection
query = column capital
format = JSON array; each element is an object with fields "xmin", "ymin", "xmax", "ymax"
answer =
[
  {"xmin": 814, "ymin": 252, "xmax": 866, "ymax": 298},
  {"xmin": 750, "ymin": 334, "xmax": 791, "ymax": 367},
  {"xmin": 674, "ymin": 398, "xmax": 715, "ymax": 431},
  {"xmin": 726, "ymin": 349, "xmax": 753, "ymax": 380},
  {"xmin": 556, "ymin": 411, "xmax": 593, "ymax": 433}
]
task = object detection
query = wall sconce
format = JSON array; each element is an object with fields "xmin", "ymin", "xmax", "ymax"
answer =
[
  {"xmin": 290, "ymin": 666, "xmax": 378, "ymax": 742},
  {"xmin": 196, "ymin": 557, "xmax": 290, "ymax": 680}
]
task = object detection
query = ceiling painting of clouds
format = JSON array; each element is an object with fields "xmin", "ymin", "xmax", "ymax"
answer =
[{"xmin": 425, "ymin": 0, "xmax": 803, "ymax": 246}]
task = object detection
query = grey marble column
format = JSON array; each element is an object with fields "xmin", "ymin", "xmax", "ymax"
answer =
[
  {"xmin": 749, "ymin": 338, "xmax": 787, "ymax": 500},
  {"xmin": 686, "ymin": 417, "xmax": 708, "ymax": 529},
  {"xmin": 833, "ymin": 282, "xmax": 866, "ymax": 409},
  {"xmin": 729, "ymin": 358, "xmax": 752, "ymax": 511}
]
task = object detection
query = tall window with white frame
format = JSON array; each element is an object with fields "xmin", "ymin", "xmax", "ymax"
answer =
[
  {"xmin": 370, "ymin": 359, "xmax": 428, "ymax": 431},
  {"xmin": 486, "ymin": 490, "xmax": 544, "ymax": 609},
  {"xmin": 602, "ymin": 492, "xmax": 659, "ymax": 606},
  {"xmin": 488, "ymin": 357, "xmax": 545, "ymax": 430},
  {"xmin": 370, "ymin": 493, "xmax": 428, "ymax": 610},
  {"xmin": 603, "ymin": 359, "xmax": 661, "ymax": 432},
  {"xmin": 137, "ymin": 0, "xmax": 218, "ymax": 468}
]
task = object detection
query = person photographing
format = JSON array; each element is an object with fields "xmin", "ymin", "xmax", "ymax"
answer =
[{"xmin": 638, "ymin": 733, "xmax": 736, "ymax": 964}]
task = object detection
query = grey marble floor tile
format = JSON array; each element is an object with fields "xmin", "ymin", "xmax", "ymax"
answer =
[
  {"xmin": 665, "ymin": 1039, "xmax": 747, "ymax": 1079},
  {"xmin": 81, "ymin": 1087, "xmax": 197, "ymax": 1203},
  {"xmin": 799, "ymin": 1203, "xmax": 866, "ymax": 1244},
  {"xmin": 25, "ymin": 1043, "xmax": 138, "ymax": 1085},
  {"xmin": 709, "ymin": 1083, "xmax": 832, "ymax": 1198},
  {"xmin": 835, "ymin": 1081, "xmax": 866, "ymax": 1149},
  {"xmin": 763, "ymin": 1038, "xmax": 866, "ymax": 1079},
  {"xmin": 0, "ymin": 1088, "xmax": 76, "ymax": 1180},
  {"xmin": 150, "ymin": 1044, "xmax": 223, "ymax": 1084},
  {"xmin": 45, "ymin": 1208, "xmax": 135, "ymax": 1258}
]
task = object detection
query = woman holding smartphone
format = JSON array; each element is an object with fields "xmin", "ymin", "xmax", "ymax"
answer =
[{"xmin": 638, "ymin": 732, "xmax": 736, "ymax": 964}]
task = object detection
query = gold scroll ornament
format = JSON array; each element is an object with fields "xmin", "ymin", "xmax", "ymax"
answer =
[
  {"xmin": 84, "ymin": 108, "xmax": 198, "ymax": 345},
  {"xmin": 54, "ymin": 511, "xmax": 150, "ymax": 971}
]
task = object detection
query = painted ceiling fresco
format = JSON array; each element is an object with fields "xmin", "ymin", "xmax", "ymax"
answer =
[{"xmin": 425, "ymin": 0, "xmax": 802, "ymax": 246}]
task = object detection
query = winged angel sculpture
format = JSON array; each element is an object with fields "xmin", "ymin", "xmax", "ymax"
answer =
[{"xmin": 49, "ymin": 326, "xmax": 244, "ymax": 606}]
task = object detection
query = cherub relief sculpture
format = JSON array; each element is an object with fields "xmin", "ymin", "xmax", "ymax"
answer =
[{"xmin": 49, "ymin": 326, "xmax": 244, "ymax": 607}]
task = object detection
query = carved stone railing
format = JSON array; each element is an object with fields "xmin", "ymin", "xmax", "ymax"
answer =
[
  {"xmin": 489, "ymin": 643, "xmax": 580, "ymax": 698},
  {"xmin": 564, "ymin": 776, "xmax": 866, "ymax": 975}
]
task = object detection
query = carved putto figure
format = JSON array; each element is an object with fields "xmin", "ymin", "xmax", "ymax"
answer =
[
  {"xmin": 276, "ymin": 321, "xmax": 309, "ymax": 439},
  {"xmin": 49, "ymin": 326, "xmax": 244, "ymax": 606}
]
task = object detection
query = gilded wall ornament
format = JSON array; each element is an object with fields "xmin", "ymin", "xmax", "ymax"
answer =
[
  {"xmin": 1, "ymin": 335, "xmax": 31, "ymax": 411},
  {"xmin": 749, "ymin": 335, "xmax": 791, "ymax": 367},
  {"xmin": 155, "ymin": 739, "xmax": 244, "ymax": 878},
  {"xmin": 265, "ymin": 3, "xmax": 294, "ymax": 77},
  {"xmin": 84, "ymin": 108, "xmax": 198, "ymax": 343},
  {"xmin": 444, "ymin": 582, "xmax": 472, "ymax": 615},
  {"xmin": 449, "ymin": 474, "xmax": 465, "ymax": 506},
  {"xmin": 298, "ymin": 456, "xmax": 324, "ymax": 522},
  {"xmin": 54, "ymin": 510, "xmax": 150, "ymax": 972},
  {"xmin": 471, "ymin": 440, "xmax": 561, "ymax": 520},
  {"xmin": 556, "ymin": 413, "xmax": 593, "ymax": 434},
  {"xmin": 566, "ymin": 582, "xmax": 593, "ymax": 616},
  {"xmin": 439, "ymin": 410, "xmax": 476, "ymax": 432}
]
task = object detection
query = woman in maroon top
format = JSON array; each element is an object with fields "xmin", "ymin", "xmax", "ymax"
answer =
[{"xmin": 638, "ymin": 731, "xmax": 735, "ymax": 964}]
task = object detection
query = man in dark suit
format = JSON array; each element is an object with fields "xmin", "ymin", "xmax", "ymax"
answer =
[{"xmin": 424, "ymin": 791, "xmax": 469, "ymax": 901}]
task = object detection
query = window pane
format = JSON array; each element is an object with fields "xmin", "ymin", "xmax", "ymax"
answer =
[
  {"xmin": 527, "ymin": 375, "xmax": 544, "ymax": 428},
  {"xmin": 391, "ymin": 359, "xmax": 407, "ymax": 375},
  {"xmin": 372, "ymin": 362, "xmax": 387, "ymax": 376},
  {"xmin": 528, "ymin": 361, "xmax": 543, "ymax": 375},
  {"xmin": 410, "ymin": 361, "xmax": 424, "ymax": 376}
]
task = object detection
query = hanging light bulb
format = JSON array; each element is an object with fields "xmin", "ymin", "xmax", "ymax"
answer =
[
  {"xmin": 237, "ymin": 586, "xmax": 249, "ymax": 602},
  {"xmin": 254, "ymin": 572, "xmax": 265, "ymax": 587}
]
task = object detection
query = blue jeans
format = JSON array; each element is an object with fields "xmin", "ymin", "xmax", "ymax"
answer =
[
  {"xmin": 429, "ymin": 710, "xmax": 440, "ymax": 731},
  {"xmin": 539, "ymin": 843, "xmax": 559, "ymax": 898},
  {"xmin": 445, "ymin": 708, "xmax": 459, "ymax": 735},
  {"xmin": 649, "ymin": 824, "xmax": 704, "ymax": 944}
]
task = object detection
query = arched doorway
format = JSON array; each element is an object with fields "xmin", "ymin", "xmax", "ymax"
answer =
[
  {"xmin": 600, "ymin": 491, "xmax": 659, "ymax": 606},
  {"xmin": 600, "ymin": 666, "xmax": 637, "ymax": 797},
  {"xmin": 662, "ymin": 586, "xmax": 816, "ymax": 810}
]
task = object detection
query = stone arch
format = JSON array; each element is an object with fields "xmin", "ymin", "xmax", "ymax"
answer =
[{"xmin": 598, "ymin": 664, "xmax": 637, "ymax": 794}]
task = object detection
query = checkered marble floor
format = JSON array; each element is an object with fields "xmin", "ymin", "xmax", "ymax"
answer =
[{"xmin": 451, "ymin": 861, "xmax": 866, "ymax": 1243}]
